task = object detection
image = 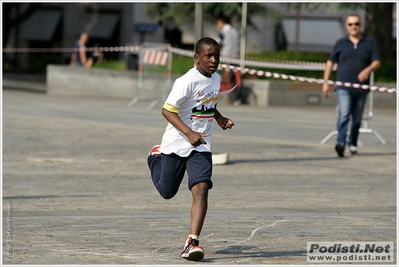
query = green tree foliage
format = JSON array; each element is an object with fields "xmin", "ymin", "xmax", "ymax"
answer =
[
  {"xmin": 3, "ymin": 3, "xmax": 42, "ymax": 47},
  {"xmin": 144, "ymin": 3, "xmax": 283, "ymax": 31},
  {"xmin": 145, "ymin": 3, "xmax": 193, "ymax": 26},
  {"xmin": 364, "ymin": 3, "xmax": 394, "ymax": 61},
  {"xmin": 283, "ymin": 3, "xmax": 395, "ymax": 61}
]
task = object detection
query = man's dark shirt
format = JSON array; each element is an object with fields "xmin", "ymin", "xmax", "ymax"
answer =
[{"xmin": 329, "ymin": 32, "xmax": 381, "ymax": 92}]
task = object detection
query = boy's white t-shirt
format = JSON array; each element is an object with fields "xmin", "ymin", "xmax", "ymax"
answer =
[{"xmin": 160, "ymin": 67, "xmax": 220, "ymax": 157}]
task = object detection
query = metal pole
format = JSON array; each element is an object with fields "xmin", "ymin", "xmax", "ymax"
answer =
[
  {"xmin": 240, "ymin": 2, "xmax": 247, "ymax": 69},
  {"xmin": 195, "ymin": 3, "xmax": 203, "ymax": 41},
  {"xmin": 295, "ymin": 5, "xmax": 301, "ymax": 53},
  {"xmin": 362, "ymin": 71, "xmax": 374, "ymax": 129},
  {"xmin": 368, "ymin": 72, "xmax": 375, "ymax": 120},
  {"xmin": 126, "ymin": 47, "xmax": 144, "ymax": 108},
  {"xmin": 358, "ymin": 70, "xmax": 386, "ymax": 145},
  {"xmin": 166, "ymin": 47, "xmax": 173, "ymax": 101}
]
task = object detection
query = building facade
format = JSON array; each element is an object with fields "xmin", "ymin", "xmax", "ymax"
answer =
[{"xmin": 5, "ymin": 3, "xmax": 383, "ymax": 70}]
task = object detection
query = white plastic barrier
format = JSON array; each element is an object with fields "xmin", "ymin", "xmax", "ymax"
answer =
[{"xmin": 126, "ymin": 43, "xmax": 172, "ymax": 110}]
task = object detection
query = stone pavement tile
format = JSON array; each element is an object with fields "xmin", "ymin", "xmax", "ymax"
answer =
[{"xmin": 2, "ymin": 90, "xmax": 396, "ymax": 265}]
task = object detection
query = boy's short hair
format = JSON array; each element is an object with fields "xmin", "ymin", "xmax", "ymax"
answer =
[{"xmin": 195, "ymin": 37, "xmax": 219, "ymax": 55}]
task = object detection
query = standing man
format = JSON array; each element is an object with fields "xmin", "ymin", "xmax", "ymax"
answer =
[
  {"xmin": 322, "ymin": 14, "xmax": 381, "ymax": 157},
  {"xmin": 216, "ymin": 16, "xmax": 243, "ymax": 105},
  {"xmin": 216, "ymin": 16, "xmax": 240, "ymax": 59}
]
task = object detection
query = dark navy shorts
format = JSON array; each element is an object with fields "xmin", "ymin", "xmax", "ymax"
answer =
[{"xmin": 148, "ymin": 150, "xmax": 213, "ymax": 199}]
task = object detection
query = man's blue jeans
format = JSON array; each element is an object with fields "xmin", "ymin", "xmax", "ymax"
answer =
[{"xmin": 336, "ymin": 88, "xmax": 369, "ymax": 147}]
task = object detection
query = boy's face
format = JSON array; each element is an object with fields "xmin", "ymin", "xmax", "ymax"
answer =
[{"xmin": 194, "ymin": 43, "xmax": 220, "ymax": 77}]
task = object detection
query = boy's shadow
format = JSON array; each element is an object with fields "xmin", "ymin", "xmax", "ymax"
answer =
[{"xmin": 202, "ymin": 245, "xmax": 307, "ymax": 262}]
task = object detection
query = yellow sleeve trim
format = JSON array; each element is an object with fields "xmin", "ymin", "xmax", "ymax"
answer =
[{"xmin": 163, "ymin": 103, "xmax": 179, "ymax": 113}]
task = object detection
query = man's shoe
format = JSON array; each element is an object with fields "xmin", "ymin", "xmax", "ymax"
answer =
[
  {"xmin": 149, "ymin": 145, "xmax": 161, "ymax": 157},
  {"xmin": 335, "ymin": 143, "xmax": 345, "ymax": 157},
  {"xmin": 180, "ymin": 237, "xmax": 204, "ymax": 261},
  {"xmin": 349, "ymin": 146, "xmax": 358, "ymax": 155},
  {"xmin": 233, "ymin": 100, "xmax": 242, "ymax": 106}
]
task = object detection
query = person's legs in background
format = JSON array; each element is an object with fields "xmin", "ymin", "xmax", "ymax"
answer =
[
  {"xmin": 347, "ymin": 91, "xmax": 369, "ymax": 154},
  {"xmin": 335, "ymin": 88, "xmax": 352, "ymax": 157}
]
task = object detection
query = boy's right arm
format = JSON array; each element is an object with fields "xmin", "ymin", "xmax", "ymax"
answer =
[{"xmin": 162, "ymin": 108, "xmax": 208, "ymax": 147}]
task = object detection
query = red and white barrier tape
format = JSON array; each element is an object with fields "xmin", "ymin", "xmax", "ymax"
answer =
[
  {"xmin": 169, "ymin": 47, "xmax": 336, "ymax": 71},
  {"xmin": 143, "ymin": 50, "xmax": 168, "ymax": 65},
  {"xmin": 219, "ymin": 64, "xmax": 397, "ymax": 94},
  {"xmin": 4, "ymin": 46, "xmax": 332, "ymax": 71},
  {"xmin": 2, "ymin": 46, "xmax": 140, "ymax": 53},
  {"xmin": 3, "ymin": 45, "xmax": 395, "ymax": 93}
]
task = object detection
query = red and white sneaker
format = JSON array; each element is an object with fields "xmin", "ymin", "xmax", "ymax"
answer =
[
  {"xmin": 149, "ymin": 145, "xmax": 161, "ymax": 157},
  {"xmin": 180, "ymin": 237, "xmax": 204, "ymax": 261}
]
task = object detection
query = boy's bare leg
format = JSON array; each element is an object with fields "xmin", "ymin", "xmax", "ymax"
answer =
[
  {"xmin": 190, "ymin": 182, "xmax": 209, "ymax": 235},
  {"xmin": 180, "ymin": 182, "xmax": 209, "ymax": 261}
]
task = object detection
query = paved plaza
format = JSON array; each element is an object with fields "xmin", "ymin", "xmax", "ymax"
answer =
[{"xmin": 2, "ymin": 89, "xmax": 397, "ymax": 265}]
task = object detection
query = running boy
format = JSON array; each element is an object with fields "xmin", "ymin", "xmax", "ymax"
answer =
[{"xmin": 147, "ymin": 37, "xmax": 234, "ymax": 261}]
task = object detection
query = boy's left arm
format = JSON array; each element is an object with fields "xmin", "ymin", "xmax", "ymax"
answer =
[{"xmin": 214, "ymin": 109, "xmax": 234, "ymax": 130}]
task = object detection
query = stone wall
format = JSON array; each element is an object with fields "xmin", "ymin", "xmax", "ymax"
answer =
[{"xmin": 46, "ymin": 65, "xmax": 397, "ymax": 107}]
